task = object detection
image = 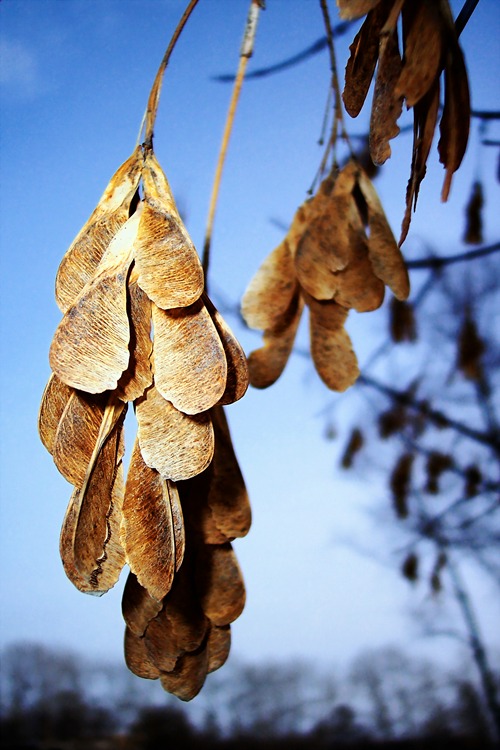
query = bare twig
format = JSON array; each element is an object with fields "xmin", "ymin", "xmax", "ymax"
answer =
[{"xmin": 407, "ymin": 241, "xmax": 500, "ymax": 270}]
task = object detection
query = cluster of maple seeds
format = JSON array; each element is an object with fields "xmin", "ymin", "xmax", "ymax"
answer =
[
  {"xmin": 38, "ymin": 145, "xmax": 251, "ymax": 699},
  {"xmin": 242, "ymin": 160, "xmax": 409, "ymax": 391},
  {"xmin": 339, "ymin": 0, "xmax": 470, "ymax": 242}
]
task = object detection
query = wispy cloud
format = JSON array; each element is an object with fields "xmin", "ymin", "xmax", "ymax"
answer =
[{"xmin": 0, "ymin": 37, "xmax": 41, "ymax": 98}]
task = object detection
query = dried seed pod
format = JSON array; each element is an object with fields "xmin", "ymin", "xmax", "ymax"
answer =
[
  {"xmin": 457, "ymin": 312, "xmax": 484, "ymax": 381},
  {"xmin": 122, "ymin": 438, "xmax": 185, "ymax": 601},
  {"xmin": 247, "ymin": 290, "xmax": 304, "ymax": 389},
  {"xmin": 59, "ymin": 404, "xmax": 127, "ymax": 594},
  {"xmin": 340, "ymin": 427, "xmax": 364, "ymax": 469},
  {"xmin": 389, "ymin": 298, "xmax": 416, "ymax": 342},
  {"xmin": 116, "ymin": 280, "xmax": 153, "ymax": 402},
  {"xmin": 52, "ymin": 390, "xmax": 108, "ymax": 487},
  {"xmin": 136, "ymin": 151, "xmax": 204, "ymax": 309},
  {"xmin": 50, "ymin": 210, "xmax": 142, "ymax": 393},
  {"xmin": 309, "ymin": 298, "xmax": 359, "ymax": 392},
  {"xmin": 159, "ymin": 642, "xmax": 210, "ymax": 701},
  {"xmin": 207, "ymin": 624, "xmax": 231, "ymax": 673},
  {"xmin": 55, "ymin": 148, "xmax": 142, "ymax": 313},
  {"xmin": 390, "ymin": 452, "xmax": 414, "ymax": 519},
  {"xmin": 124, "ymin": 626, "xmax": 161, "ymax": 680},
  {"xmin": 196, "ymin": 543, "xmax": 246, "ymax": 627},
  {"xmin": 369, "ymin": 27, "xmax": 403, "ymax": 165},
  {"xmin": 337, "ymin": 0, "xmax": 380, "ymax": 20},
  {"xmin": 122, "ymin": 572, "xmax": 163, "ymax": 637},
  {"xmin": 144, "ymin": 608, "xmax": 183, "ymax": 672},
  {"xmin": 401, "ymin": 552, "xmax": 418, "ymax": 582},
  {"xmin": 136, "ymin": 386, "xmax": 214, "ymax": 481},
  {"xmin": 343, "ymin": 3, "xmax": 389, "ymax": 117},
  {"xmin": 38, "ymin": 374, "xmax": 73, "ymax": 454},
  {"xmin": 396, "ymin": 0, "xmax": 443, "ymax": 107},
  {"xmin": 204, "ymin": 297, "xmax": 249, "ymax": 406},
  {"xmin": 241, "ymin": 240, "xmax": 298, "ymax": 331},
  {"xmin": 463, "ymin": 181, "xmax": 484, "ymax": 245},
  {"xmin": 152, "ymin": 299, "xmax": 227, "ymax": 415}
]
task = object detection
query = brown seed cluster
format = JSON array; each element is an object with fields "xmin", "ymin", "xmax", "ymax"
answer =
[
  {"xmin": 339, "ymin": 0, "xmax": 471, "ymax": 242},
  {"xmin": 38, "ymin": 145, "xmax": 251, "ymax": 699},
  {"xmin": 242, "ymin": 160, "xmax": 409, "ymax": 391}
]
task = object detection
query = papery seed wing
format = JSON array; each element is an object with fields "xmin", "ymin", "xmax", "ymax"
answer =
[
  {"xmin": 196, "ymin": 543, "xmax": 246, "ymax": 627},
  {"xmin": 122, "ymin": 572, "xmax": 163, "ymax": 637},
  {"xmin": 55, "ymin": 148, "xmax": 142, "ymax": 313},
  {"xmin": 295, "ymin": 193, "xmax": 357, "ymax": 300},
  {"xmin": 136, "ymin": 386, "xmax": 214, "ymax": 481},
  {"xmin": 337, "ymin": 0, "xmax": 380, "ymax": 20},
  {"xmin": 369, "ymin": 27, "xmax": 403, "ymax": 165},
  {"xmin": 160, "ymin": 644, "xmax": 209, "ymax": 701},
  {"xmin": 357, "ymin": 169, "xmax": 409, "ymax": 299},
  {"xmin": 164, "ymin": 565, "xmax": 209, "ymax": 653},
  {"xmin": 50, "ymin": 211, "xmax": 141, "ymax": 393},
  {"xmin": 241, "ymin": 241, "xmax": 298, "ymax": 331},
  {"xmin": 438, "ymin": 42, "xmax": 470, "ymax": 202},
  {"xmin": 207, "ymin": 407, "xmax": 251, "ymax": 540},
  {"xmin": 178, "ymin": 469, "xmax": 228, "ymax": 545},
  {"xmin": 309, "ymin": 300, "xmax": 360, "ymax": 391},
  {"xmin": 116, "ymin": 280, "xmax": 153, "ymax": 402},
  {"xmin": 395, "ymin": 0, "xmax": 443, "ymax": 107},
  {"xmin": 343, "ymin": 3, "xmax": 389, "ymax": 116},
  {"xmin": 144, "ymin": 609, "xmax": 181, "ymax": 673},
  {"xmin": 204, "ymin": 295, "xmax": 249, "ymax": 405},
  {"xmin": 136, "ymin": 151, "xmax": 204, "ymax": 309},
  {"xmin": 152, "ymin": 299, "xmax": 227, "ymax": 415},
  {"xmin": 400, "ymin": 79, "xmax": 440, "ymax": 244},
  {"xmin": 59, "ymin": 402, "xmax": 126, "ymax": 594},
  {"xmin": 38, "ymin": 374, "xmax": 73, "ymax": 454},
  {"xmin": 52, "ymin": 390, "xmax": 107, "ymax": 487},
  {"xmin": 122, "ymin": 438, "xmax": 182, "ymax": 601},
  {"xmin": 207, "ymin": 624, "xmax": 231, "ymax": 673},
  {"xmin": 124, "ymin": 627, "xmax": 161, "ymax": 680},
  {"xmin": 247, "ymin": 290, "xmax": 304, "ymax": 389}
]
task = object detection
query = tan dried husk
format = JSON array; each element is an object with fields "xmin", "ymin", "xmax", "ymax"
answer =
[
  {"xmin": 340, "ymin": 0, "xmax": 471, "ymax": 242},
  {"xmin": 242, "ymin": 160, "xmax": 408, "ymax": 392},
  {"xmin": 40, "ymin": 141, "xmax": 250, "ymax": 698}
]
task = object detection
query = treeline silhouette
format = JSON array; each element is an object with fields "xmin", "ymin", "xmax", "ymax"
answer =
[{"xmin": 0, "ymin": 642, "xmax": 497, "ymax": 749}]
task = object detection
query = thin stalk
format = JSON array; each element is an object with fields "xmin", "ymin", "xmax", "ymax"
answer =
[
  {"xmin": 202, "ymin": 0, "xmax": 264, "ymax": 280},
  {"xmin": 138, "ymin": 0, "xmax": 201, "ymax": 149},
  {"xmin": 319, "ymin": 0, "xmax": 353, "ymax": 164}
]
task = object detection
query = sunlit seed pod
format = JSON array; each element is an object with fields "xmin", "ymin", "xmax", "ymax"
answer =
[
  {"xmin": 122, "ymin": 438, "xmax": 184, "ymax": 602},
  {"xmin": 203, "ymin": 295, "xmax": 249, "ymax": 406},
  {"xmin": 50, "ymin": 210, "xmax": 142, "ymax": 393},
  {"xmin": 115, "ymin": 280, "xmax": 153, "ymax": 402},
  {"xmin": 136, "ymin": 386, "xmax": 214, "ymax": 482},
  {"xmin": 55, "ymin": 148, "xmax": 143, "ymax": 313},
  {"xmin": 38, "ymin": 374, "xmax": 73, "ymax": 455},
  {"xmin": 52, "ymin": 390, "xmax": 108, "ymax": 487},
  {"xmin": 135, "ymin": 150, "xmax": 204, "ymax": 309},
  {"xmin": 152, "ymin": 299, "xmax": 227, "ymax": 415},
  {"xmin": 59, "ymin": 406, "xmax": 127, "ymax": 594}
]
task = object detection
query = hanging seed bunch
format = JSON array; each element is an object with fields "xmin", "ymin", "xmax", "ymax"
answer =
[
  {"xmin": 38, "ymin": 144, "xmax": 251, "ymax": 698},
  {"xmin": 241, "ymin": 160, "xmax": 409, "ymax": 391},
  {"xmin": 338, "ymin": 0, "xmax": 471, "ymax": 243}
]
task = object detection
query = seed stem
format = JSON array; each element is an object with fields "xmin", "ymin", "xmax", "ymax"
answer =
[{"xmin": 202, "ymin": 0, "xmax": 265, "ymax": 281}]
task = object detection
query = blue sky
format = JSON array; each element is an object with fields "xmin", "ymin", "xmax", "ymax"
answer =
[{"xmin": 1, "ymin": 0, "xmax": 499, "ymax": 687}]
